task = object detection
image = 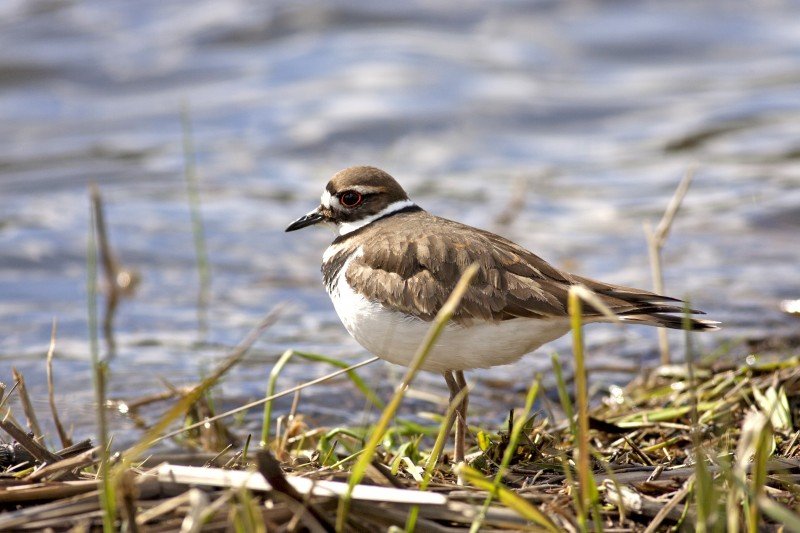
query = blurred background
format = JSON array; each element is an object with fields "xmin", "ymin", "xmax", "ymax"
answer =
[{"xmin": 1, "ymin": 0, "xmax": 799, "ymax": 444}]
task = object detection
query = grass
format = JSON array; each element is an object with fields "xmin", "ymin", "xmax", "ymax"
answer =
[
  {"xmin": 181, "ymin": 101, "xmax": 211, "ymax": 339},
  {"xmin": 462, "ymin": 375, "xmax": 558, "ymax": 533},
  {"xmin": 87, "ymin": 187, "xmax": 116, "ymax": 532},
  {"xmin": 261, "ymin": 349, "xmax": 384, "ymax": 449}
]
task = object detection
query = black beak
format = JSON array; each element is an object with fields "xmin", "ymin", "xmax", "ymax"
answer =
[{"xmin": 285, "ymin": 206, "xmax": 325, "ymax": 232}]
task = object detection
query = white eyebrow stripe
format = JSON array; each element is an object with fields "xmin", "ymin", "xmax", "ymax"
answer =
[{"xmin": 347, "ymin": 185, "xmax": 382, "ymax": 195}]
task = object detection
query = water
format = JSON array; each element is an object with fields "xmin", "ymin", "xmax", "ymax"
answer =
[{"xmin": 1, "ymin": 0, "xmax": 799, "ymax": 445}]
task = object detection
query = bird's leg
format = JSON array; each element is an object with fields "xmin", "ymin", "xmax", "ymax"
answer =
[
  {"xmin": 454, "ymin": 370, "xmax": 469, "ymax": 463},
  {"xmin": 442, "ymin": 371, "xmax": 459, "ymax": 460},
  {"xmin": 443, "ymin": 370, "xmax": 468, "ymax": 464}
]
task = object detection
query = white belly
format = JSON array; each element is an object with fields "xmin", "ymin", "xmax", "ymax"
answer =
[{"xmin": 326, "ymin": 250, "xmax": 573, "ymax": 373}]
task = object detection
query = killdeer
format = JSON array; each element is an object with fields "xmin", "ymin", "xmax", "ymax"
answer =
[{"xmin": 286, "ymin": 166, "xmax": 717, "ymax": 464}]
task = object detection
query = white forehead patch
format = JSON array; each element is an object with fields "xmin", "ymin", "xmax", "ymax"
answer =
[{"xmin": 321, "ymin": 190, "xmax": 332, "ymax": 208}]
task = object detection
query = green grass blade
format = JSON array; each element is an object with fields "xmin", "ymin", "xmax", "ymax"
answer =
[
  {"xmin": 748, "ymin": 416, "xmax": 773, "ymax": 533},
  {"xmin": 181, "ymin": 101, "xmax": 211, "ymax": 338},
  {"xmin": 459, "ymin": 464, "xmax": 558, "ymax": 532},
  {"xmin": 758, "ymin": 495, "xmax": 800, "ymax": 533},
  {"xmin": 261, "ymin": 349, "xmax": 294, "ymax": 447},
  {"xmin": 88, "ymin": 186, "xmax": 116, "ymax": 532},
  {"xmin": 405, "ymin": 386, "xmax": 467, "ymax": 532},
  {"xmin": 551, "ymin": 353, "xmax": 576, "ymax": 437},
  {"xmin": 291, "ymin": 351, "xmax": 384, "ymax": 410},
  {"xmin": 568, "ymin": 286, "xmax": 602, "ymax": 531}
]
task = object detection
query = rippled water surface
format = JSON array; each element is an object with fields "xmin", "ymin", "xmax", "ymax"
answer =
[{"xmin": 1, "ymin": 0, "xmax": 799, "ymax": 443}]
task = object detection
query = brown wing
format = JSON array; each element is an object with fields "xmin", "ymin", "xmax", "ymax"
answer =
[{"xmin": 343, "ymin": 212, "xmax": 688, "ymax": 325}]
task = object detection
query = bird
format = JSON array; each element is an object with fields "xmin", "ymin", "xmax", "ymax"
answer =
[{"xmin": 285, "ymin": 165, "xmax": 717, "ymax": 465}]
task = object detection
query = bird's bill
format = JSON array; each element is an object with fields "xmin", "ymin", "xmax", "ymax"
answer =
[{"xmin": 285, "ymin": 206, "xmax": 325, "ymax": 232}]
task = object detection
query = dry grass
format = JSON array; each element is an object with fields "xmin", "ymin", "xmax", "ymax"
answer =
[{"xmin": 2, "ymin": 330, "xmax": 800, "ymax": 531}]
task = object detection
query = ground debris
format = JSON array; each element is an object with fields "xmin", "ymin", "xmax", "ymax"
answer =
[{"xmin": 2, "ymin": 355, "xmax": 800, "ymax": 531}]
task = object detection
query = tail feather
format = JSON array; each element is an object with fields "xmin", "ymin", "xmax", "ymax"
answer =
[
  {"xmin": 610, "ymin": 304, "xmax": 706, "ymax": 317},
  {"xmin": 619, "ymin": 313, "xmax": 720, "ymax": 331}
]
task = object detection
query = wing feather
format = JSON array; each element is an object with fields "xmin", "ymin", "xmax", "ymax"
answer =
[{"xmin": 342, "ymin": 212, "xmax": 703, "ymax": 325}]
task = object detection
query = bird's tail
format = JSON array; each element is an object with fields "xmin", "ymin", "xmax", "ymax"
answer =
[{"xmin": 573, "ymin": 277, "xmax": 720, "ymax": 332}]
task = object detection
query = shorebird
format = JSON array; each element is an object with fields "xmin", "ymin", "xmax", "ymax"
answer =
[{"xmin": 286, "ymin": 166, "xmax": 716, "ymax": 464}]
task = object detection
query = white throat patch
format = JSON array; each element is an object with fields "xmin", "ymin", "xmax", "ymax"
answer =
[{"xmin": 338, "ymin": 199, "xmax": 416, "ymax": 236}]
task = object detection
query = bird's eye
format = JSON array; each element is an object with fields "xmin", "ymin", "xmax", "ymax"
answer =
[{"xmin": 339, "ymin": 191, "xmax": 363, "ymax": 208}]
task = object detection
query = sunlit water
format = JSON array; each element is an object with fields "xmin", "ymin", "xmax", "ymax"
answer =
[{"xmin": 1, "ymin": 0, "xmax": 799, "ymax": 446}]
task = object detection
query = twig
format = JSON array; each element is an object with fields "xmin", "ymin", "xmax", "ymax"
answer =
[
  {"xmin": 91, "ymin": 184, "xmax": 118, "ymax": 356},
  {"xmin": 11, "ymin": 368, "xmax": 42, "ymax": 440},
  {"xmin": 278, "ymin": 390, "xmax": 302, "ymax": 455},
  {"xmin": 0, "ymin": 379, "xmax": 22, "ymax": 414},
  {"xmin": 0, "ymin": 418, "xmax": 62, "ymax": 464},
  {"xmin": 25, "ymin": 447, "xmax": 98, "ymax": 482},
  {"xmin": 643, "ymin": 477, "xmax": 694, "ymax": 533},
  {"xmin": 90, "ymin": 184, "xmax": 139, "ymax": 357},
  {"xmin": 644, "ymin": 168, "xmax": 694, "ymax": 365},
  {"xmin": 46, "ymin": 318, "xmax": 72, "ymax": 448},
  {"xmin": 135, "ymin": 490, "xmax": 193, "ymax": 526},
  {"xmin": 256, "ymin": 450, "xmax": 334, "ymax": 532},
  {"xmin": 119, "ymin": 469, "xmax": 140, "ymax": 533},
  {"xmin": 110, "ymin": 389, "xmax": 187, "ymax": 413},
  {"xmin": 493, "ymin": 176, "xmax": 529, "ymax": 228}
]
